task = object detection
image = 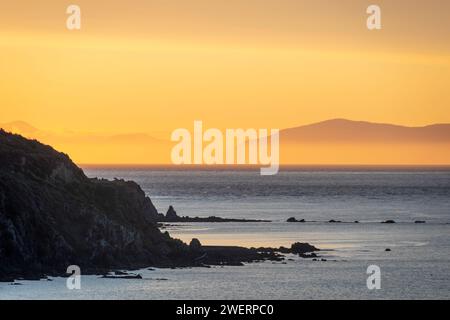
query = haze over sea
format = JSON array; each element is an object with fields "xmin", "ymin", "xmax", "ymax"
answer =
[{"xmin": 2, "ymin": 166, "xmax": 449, "ymax": 299}]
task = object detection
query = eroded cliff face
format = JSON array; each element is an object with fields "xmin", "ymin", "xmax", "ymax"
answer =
[{"xmin": 0, "ymin": 130, "xmax": 189, "ymax": 280}]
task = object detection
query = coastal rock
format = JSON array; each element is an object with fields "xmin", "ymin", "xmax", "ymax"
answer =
[
  {"xmin": 287, "ymin": 217, "xmax": 305, "ymax": 223},
  {"xmin": 189, "ymin": 238, "xmax": 202, "ymax": 252},
  {"xmin": 199, "ymin": 246, "xmax": 283, "ymax": 265},
  {"xmin": 275, "ymin": 247, "xmax": 290, "ymax": 254},
  {"xmin": 159, "ymin": 207, "xmax": 270, "ymax": 223},
  {"xmin": 290, "ymin": 242, "xmax": 319, "ymax": 254},
  {"xmin": 0, "ymin": 130, "xmax": 190, "ymax": 280},
  {"xmin": 166, "ymin": 206, "xmax": 178, "ymax": 220}
]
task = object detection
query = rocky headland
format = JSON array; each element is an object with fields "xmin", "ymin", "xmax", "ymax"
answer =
[{"xmin": 0, "ymin": 130, "xmax": 318, "ymax": 282}]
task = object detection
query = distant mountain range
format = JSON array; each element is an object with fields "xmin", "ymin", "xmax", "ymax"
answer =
[
  {"xmin": 278, "ymin": 119, "xmax": 450, "ymax": 164},
  {"xmin": 281, "ymin": 118, "xmax": 450, "ymax": 144}
]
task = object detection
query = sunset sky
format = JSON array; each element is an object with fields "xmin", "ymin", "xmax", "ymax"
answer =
[{"xmin": 1, "ymin": 1, "xmax": 450, "ymax": 164}]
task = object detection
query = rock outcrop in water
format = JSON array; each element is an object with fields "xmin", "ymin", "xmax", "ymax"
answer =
[
  {"xmin": 157, "ymin": 205, "xmax": 270, "ymax": 223},
  {"xmin": 255, "ymin": 242, "xmax": 320, "ymax": 256}
]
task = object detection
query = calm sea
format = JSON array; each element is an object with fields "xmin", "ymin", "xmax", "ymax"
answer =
[{"xmin": 1, "ymin": 167, "xmax": 449, "ymax": 299}]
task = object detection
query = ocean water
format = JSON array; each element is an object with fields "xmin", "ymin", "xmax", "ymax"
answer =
[{"xmin": 1, "ymin": 167, "xmax": 450, "ymax": 299}]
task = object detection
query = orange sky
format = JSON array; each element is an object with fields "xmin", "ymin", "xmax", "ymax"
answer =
[{"xmin": 1, "ymin": 1, "xmax": 449, "ymax": 164}]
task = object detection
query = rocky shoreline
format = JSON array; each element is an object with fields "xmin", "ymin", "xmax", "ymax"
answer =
[
  {"xmin": 0, "ymin": 130, "xmax": 318, "ymax": 282},
  {"xmin": 287, "ymin": 217, "xmax": 428, "ymax": 224},
  {"xmin": 1, "ymin": 239, "xmax": 320, "ymax": 282}
]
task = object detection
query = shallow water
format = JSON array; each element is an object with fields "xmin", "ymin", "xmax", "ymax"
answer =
[{"xmin": 1, "ymin": 168, "xmax": 449, "ymax": 299}]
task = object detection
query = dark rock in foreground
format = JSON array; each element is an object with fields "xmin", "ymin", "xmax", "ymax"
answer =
[
  {"xmin": 157, "ymin": 205, "xmax": 271, "ymax": 223},
  {"xmin": 0, "ymin": 130, "xmax": 191, "ymax": 281}
]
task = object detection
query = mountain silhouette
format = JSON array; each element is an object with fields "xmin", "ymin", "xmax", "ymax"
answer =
[
  {"xmin": 278, "ymin": 119, "xmax": 450, "ymax": 164},
  {"xmin": 0, "ymin": 121, "xmax": 40, "ymax": 136},
  {"xmin": 281, "ymin": 119, "xmax": 450, "ymax": 144}
]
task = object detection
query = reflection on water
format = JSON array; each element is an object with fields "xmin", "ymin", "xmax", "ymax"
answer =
[{"xmin": 1, "ymin": 168, "xmax": 449, "ymax": 299}]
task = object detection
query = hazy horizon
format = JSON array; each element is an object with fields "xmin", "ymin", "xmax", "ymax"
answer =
[
  {"xmin": 1, "ymin": 1, "xmax": 450, "ymax": 165},
  {"xmin": 2, "ymin": 118, "xmax": 450, "ymax": 165}
]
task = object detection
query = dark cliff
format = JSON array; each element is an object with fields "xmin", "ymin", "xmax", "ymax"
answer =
[{"xmin": 0, "ymin": 130, "xmax": 189, "ymax": 280}]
